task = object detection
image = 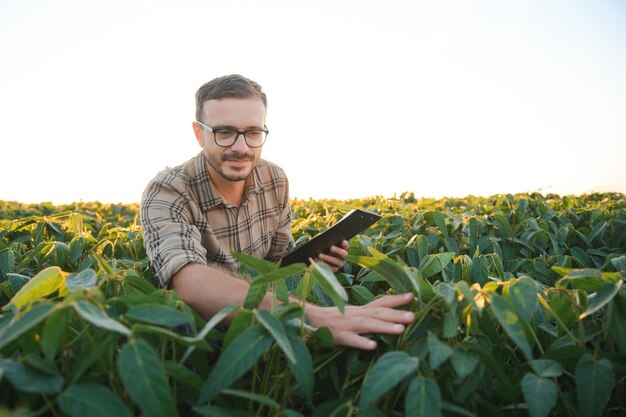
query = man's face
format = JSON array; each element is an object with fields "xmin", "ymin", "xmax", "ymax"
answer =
[{"xmin": 194, "ymin": 97, "xmax": 266, "ymax": 183}]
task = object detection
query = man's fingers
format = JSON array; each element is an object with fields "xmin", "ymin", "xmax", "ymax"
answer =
[
  {"xmin": 330, "ymin": 240, "xmax": 349, "ymax": 255},
  {"xmin": 346, "ymin": 317, "xmax": 408, "ymax": 334},
  {"xmin": 369, "ymin": 292, "xmax": 415, "ymax": 309},
  {"xmin": 319, "ymin": 253, "xmax": 343, "ymax": 268},
  {"xmin": 304, "ymin": 291, "xmax": 416, "ymax": 351},
  {"xmin": 361, "ymin": 306, "xmax": 415, "ymax": 324},
  {"xmin": 335, "ymin": 331, "xmax": 378, "ymax": 351}
]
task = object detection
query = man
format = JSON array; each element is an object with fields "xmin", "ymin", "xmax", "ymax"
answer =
[{"xmin": 141, "ymin": 74, "xmax": 414, "ymax": 350}]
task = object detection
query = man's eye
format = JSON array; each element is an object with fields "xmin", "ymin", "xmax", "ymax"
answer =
[
  {"xmin": 214, "ymin": 129, "xmax": 235, "ymax": 137},
  {"xmin": 246, "ymin": 131, "xmax": 262, "ymax": 138}
]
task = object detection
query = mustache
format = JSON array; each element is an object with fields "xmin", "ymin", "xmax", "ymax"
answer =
[{"xmin": 221, "ymin": 152, "xmax": 255, "ymax": 161}]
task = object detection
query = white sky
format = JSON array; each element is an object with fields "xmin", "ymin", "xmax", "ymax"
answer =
[{"xmin": 1, "ymin": 0, "xmax": 625, "ymax": 204}]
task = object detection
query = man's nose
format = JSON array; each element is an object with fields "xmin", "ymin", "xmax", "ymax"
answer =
[{"xmin": 230, "ymin": 133, "xmax": 250, "ymax": 152}]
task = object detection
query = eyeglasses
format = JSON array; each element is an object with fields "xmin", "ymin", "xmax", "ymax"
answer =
[{"xmin": 195, "ymin": 121, "xmax": 269, "ymax": 148}]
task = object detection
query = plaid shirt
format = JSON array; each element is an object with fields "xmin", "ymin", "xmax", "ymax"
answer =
[{"xmin": 140, "ymin": 152, "xmax": 295, "ymax": 288}]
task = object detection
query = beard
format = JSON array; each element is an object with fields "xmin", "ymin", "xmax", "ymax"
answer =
[{"xmin": 205, "ymin": 150, "xmax": 257, "ymax": 182}]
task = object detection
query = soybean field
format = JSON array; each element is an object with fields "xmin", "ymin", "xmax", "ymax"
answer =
[{"xmin": 0, "ymin": 192, "xmax": 625, "ymax": 417}]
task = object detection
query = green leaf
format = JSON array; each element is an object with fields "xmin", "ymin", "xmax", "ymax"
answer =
[
  {"xmin": 358, "ymin": 271, "xmax": 386, "ymax": 283},
  {"xmin": 610, "ymin": 255, "xmax": 626, "ymax": 272},
  {"xmin": 427, "ymin": 331, "xmax": 453, "ymax": 370},
  {"xmin": 441, "ymin": 401, "xmax": 479, "ymax": 417},
  {"xmin": 508, "ymin": 277, "xmax": 538, "ymax": 324},
  {"xmin": 3, "ymin": 266, "xmax": 64, "ymax": 310},
  {"xmin": 0, "ymin": 303, "xmax": 55, "ymax": 350},
  {"xmin": 123, "ymin": 272, "xmax": 157, "ymax": 294},
  {"xmin": 407, "ymin": 247, "xmax": 420, "ymax": 268},
  {"xmin": 231, "ymin": 251, "xmax": 277, "ymax": 272},
  {"xmin": 358, "ymin": 351, "xmax": 419, "ymax": 409},
  {"xmin": 0, "ymin": 356, "xmax": 64, "ymax": 394},
  {"xmin": 472, "ymin": 256, "xmax": 489, "ymax": 285},
  {"xmin": 243, "ymin": 280, "xmax": 268, "ymax": 309},
  {"xmin": 70, "ymin": 333, "xmax": 119, "ymax": 383},
  {"xmin": 254, "ymin": 263, "xmax": 307, "ymax": 285},
  {"xmin": 284, "ymin": 409, "xmax": 307, "ymax": 417},
  {"xmin": 242, "ymin": 258, "xmax": 305, "ymax": 310},
  {"xmin": 430, "ymin": 211, "xmax": 448, "ymax": 237},
  {"xmin": 221, "ymin": 388, "xmax": 280, "ymax": 410},
  {"xmin": 555, "ymin": 269, "xmax": 611, "ymax": 291},
  {"xmin": 462, "ymin": 342, "xmax": 519, "ymax": 400},
  {"xmin": 419, "ymin": 252, "xmax": 455, "ymax": 278},
  {"xmin": 254, "ymin": 310, "xmax": 295, "ymax": 363},
  {"xmin": 443, "ymin": 308, "xmax": 459, "ymax": 338},
  {"xmin": 357, "ymin": 408, "xmax": 387, "ymax": 417},
  {"xmin": 181, "ymin": 304, "xmax": 238, "ymax": 361},
  {"xmin": 117, "ymin": 339, "xmax": 177, "ymax": 417},
  {"xmin": 413, "ymin": 270, "xmax": 435, "ymax": 302},
  {"xmin": 551, "ymin": 266, "xmax": 572, "ymax": 277},
  {"xmin": 571, "ymin": 247, "xmax": 593, "ymax": 267},
  {"xmin": 587, "ymin": 222, "xmax": 607, "ymax": 243},
  {"xmin": 274, "ymin": 279, "xmax": 289, "ymax": 303},
  {"xmin": 125, "ymin": 304, "xmax": 192, "ymax": 327},
  {"xmin": 222, "ymin": 310, "xmax": 253, "ymax": 350},
  {"xmin": 73, "ymin": 301, "xmax": 131, "ymax": 336},
  {"xmin": 607, "ymin": 299, "xmax": 626, "ymax": 352},
  {"xmin": 490, "ymin": 294, "xmax": 533, "ymax": 361},
  {"xmin": 545, "ymin": 291, "xmax": 577, "ymax": 329},
  {"xmin": 193, "ymin": 406, "xmax": 255, "ymax": 417},
  {"xmin": 69, "ymin": 236, "xmax": 85, "ymax": 264},
  {"xmin": 312, "ymin": 326, "xmax": 334, "ymax": 349},
  {"xmin": 6, "ymin": 273, "xmax": 29, "ymax": 294},
  {"xmin": 131, "ymin": 324, "xmax": 210, "ymax": 348},
  {"xmin": 529, "ymin": 359, "xmax": 563, "ymax": 378},
  {"xmin": 348, "ymin": 248, "xmax": 411, "ymax": 293},
  {"xmin": 51, "ymin": 241, "xmax": 70, "ymax": 266},
  {"xmin": 350, "ymin": 285, "xmax": 375, "ymax": 305},
  {"xmin": 65, "ymin": 269, "xmax": 97, "ymax": 291},
  {"xmin": 286, "ymin": 329, "xmax": 314, "ymax": 403},
  {"xmin": 163, "ymin": 361, "xmax": 203, "ymax": 391},
  {"xmin": 57, "ymin": 383, "xmax": 133, "ymax": 417},
  {"xmin": 450, "ymin": 348, "xmax": 479, "ymax": 379},
  {"xmin": 575, "ymin": 354, "xmax": 614, "ymax": 417},
  {"xmin": 314, "ymin": 399, "xmax": 352, "ymax": 417},
  {"xmin": 493, "ymin": 212, "xmax": 513, "ymax": 237},
  {"xmin": 434, "ymin": 282, "xmax": 456, "ymax": 305},
  {"xmin": 521, "ymin": 373, "xmax": 557, "ymax": 417},
  {"xmin": 579, "ymin": 281, "xmax": 622, "ymax": 319},
  {"xmin": 417, "ymin": 234, "xmax": 430, "ymax": 260},
  {"xmin": 41, "ymin": 306, "xmax": 70, "ymax": 360},
  {"xmin": 405, "ymin": 376, "xmax": 441, "ymax": 417},
  {"xmin": 0, "ymin": 250, "xmax": 16, "ymax": 278},
  {"xmin": 311, "ymin": 261, "xmax": 347, "ymax": 313},
  {"xmin": 444, "ymin": 237, "xmax": 459, "ymax": 254},
  {"xmin": 297, "ymin": 269, "xmax": 315, "ymax": 300},
  {"xmin": 199, "ymin": 325, "xmax": 273, "ymax": 403}
]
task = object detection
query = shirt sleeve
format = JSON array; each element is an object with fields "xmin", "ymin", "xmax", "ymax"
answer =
[
  {"xmin": 265, "ymin": 179, "xmax": 295, "ymax": 262},
  {"xmin": 140, "ymin": 173, "xmax": 207, "ymax": 288}
]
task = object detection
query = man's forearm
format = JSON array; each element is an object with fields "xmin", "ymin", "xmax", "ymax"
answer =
[{"xmin": 170, "ymin": 263, "xmax": 276, "ymax": 321}]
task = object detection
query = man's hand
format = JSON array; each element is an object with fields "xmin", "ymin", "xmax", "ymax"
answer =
[
  {"xmin": 316, "ymin": 240, "xmax": 349, "ymax": 272},
  {"xmin": 304, "ymin": 292, "xmax": 416, "ymax": 350},
  {"xmin": 173, "ymin": 263, "xmax": 416, "ymax": 351}
]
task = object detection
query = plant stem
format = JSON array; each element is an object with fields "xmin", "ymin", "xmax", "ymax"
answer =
[{"xmin": 537, "ymin": 293, "xmax": 578, "ymax": 344}]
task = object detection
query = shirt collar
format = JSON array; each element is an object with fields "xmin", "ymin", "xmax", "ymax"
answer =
[{"xmin": 194, "ymin": 152, "xmax": 264, "ymax": 211}]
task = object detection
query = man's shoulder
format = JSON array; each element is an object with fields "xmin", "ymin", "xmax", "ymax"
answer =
[{"xmin": 142, "ymin": 153, "xmax": 204, "ymax": 198}]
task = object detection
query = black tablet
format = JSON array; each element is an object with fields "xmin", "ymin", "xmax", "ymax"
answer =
[{"xmin": 280, "ymin": 209, "xmax": 381, "ymax": 266}]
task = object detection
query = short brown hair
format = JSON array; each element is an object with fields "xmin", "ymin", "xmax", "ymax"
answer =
[{"xmin": 195, "ymin": 74, "xmax": 267, "ymax": 121}]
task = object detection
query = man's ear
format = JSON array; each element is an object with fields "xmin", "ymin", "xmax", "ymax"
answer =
[{"xmin": 192, "ymin": 122, "xmax": 204, "ymax": 147}]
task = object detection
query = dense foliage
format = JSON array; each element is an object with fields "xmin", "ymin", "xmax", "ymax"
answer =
[{"xmin": 0, "ymin": 193, "xmax": 625, "ymax": 417}]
